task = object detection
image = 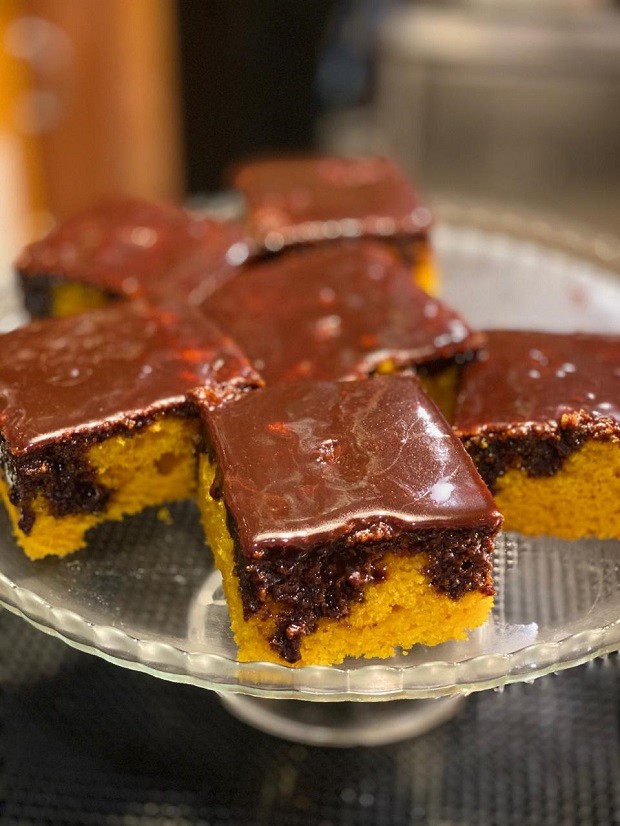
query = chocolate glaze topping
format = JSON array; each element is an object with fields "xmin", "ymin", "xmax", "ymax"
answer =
[
  {"xmin": 454, "ymin": 330, "xmax": 620, "ymax": 488},
  {"xmin": 454, "ymin": 330, "xmax": 620, "ymax": 432},
  {"xmin": 208, "ymin": 241, "xmax": 483, "ymax": 384},
  {"xmin": 203, "ymin": 376, "xmax": 502, "ymax": 557},
  {"xmin": 0, "ymin": 301, "xmax": 262, "ymax": 532},
  {"xmin": 203, "ymin": 376, "xmax": 501, "ymax": 662},
  {"xmin": 0, "ymin": 301, "xmax": 262, "ymax": 456},
  {"xmin": 233, "ymin": 155, "xmax": 432, "ymax": 252},
  {"xmin": 16, "ymin": 198, "xmax": 251, "ymax": 307}
]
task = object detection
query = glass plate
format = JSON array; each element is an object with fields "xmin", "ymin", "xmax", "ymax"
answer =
[{"xmin": 1, "ymin": 208, "xmax": 619, "ymax": 702}]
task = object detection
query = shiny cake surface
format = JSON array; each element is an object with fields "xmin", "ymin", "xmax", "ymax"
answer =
[
  {"xmin": 201, "ymin": 375, "xmax": 502, "ymax": 557},
  {"xmin": 233, "ymin": 155, "xmax": 431, "ymax": 248},
  {"xmin": 454, "ymin": 330, "xmax": 620, "ymax": 433},
  {"xmin": 0, "ymin": 302, "xmax": 261, "ymax": 455},
  {"xmin": 16, "ymin": 197, "xmax": 248, "ymax": 302},
  {"xmin": 208, "ymin": 241, "xmax": 481, "ymax": 384}
]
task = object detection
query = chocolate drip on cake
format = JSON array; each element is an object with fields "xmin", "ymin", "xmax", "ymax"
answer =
[{"xmin": 1, "ymin": 438, "xmax": 110, "ymax": 533}]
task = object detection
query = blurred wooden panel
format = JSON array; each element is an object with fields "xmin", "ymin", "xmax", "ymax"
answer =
[
  {"xmin": 0, "ymin": 0, "xmax": 47, "ymax": 279},
  {"xmin": 25, "ymin": 0, "xmax": 183, "ymax": 219}
]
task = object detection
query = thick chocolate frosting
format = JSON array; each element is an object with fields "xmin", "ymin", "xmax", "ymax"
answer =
[
  {"xmin": 454, "ymin": 330, "xmax": 620, "ymax": 434},
  {"xmin": 16, "ymin": 198, "xmax": 250, "ymax": 304},
  {"xmin": 208, "ymin": 241, "xmax": 482, "ymax": 384},
  {"xmin": 202, "ymin": 375, "xmax": 502, "ymax": 558},
  {"xmin": 233, "ymin": 155, "xmax": 432, "ymax": 251},
  {"xmin": 0, "ymin": 301, "xmax": 262, "ymax": 456}
]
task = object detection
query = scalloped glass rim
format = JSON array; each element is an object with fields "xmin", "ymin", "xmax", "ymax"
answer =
[
  {"xmin": 2, "ymin": 533, "xmax": 620, "ymax": 701},
  {"xmin": 2, "ymin": 580, "xmax": 620, "ymax": 702},
  {"xmin": 0, "ymin": 206, "xmax": 619, "ymax": 701}
]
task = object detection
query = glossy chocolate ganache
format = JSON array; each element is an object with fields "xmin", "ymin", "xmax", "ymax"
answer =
[
  {"xmin": 16, "ymin": 197, "xmax": 250, "ymax": 314},
  {"xmin": 454, "ymin": 330, "xmax": 620, "ymax": 489},
  {"xmin": 208, "ymin": 240, "xmax": 482, "ymax": 385},
  {"xmin": 0, "ymin": 301, "xmax": 262, "ymax": 531},
  {"xmin": 233, "ymin": 155, "xmax": 432, "ymax": 251},
  {"xmin": 201, "ymin": 375, "xmax": 502, "ymax": 662}
]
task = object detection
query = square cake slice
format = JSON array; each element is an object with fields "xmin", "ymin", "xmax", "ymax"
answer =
[
  {"xmin": 16, "ymin": 198, "xmax": 250, "ymax": 318},
  {"xmin": 208, "ymin": 240, "xmax": 482, "ymax": 416},
  {"xmin": 195, "ymin": 375, "xmax": 502, "ymax": 666},
  {"xmin": 0, "ymin": 302, "xmax": 262, "ymax": 559},
  {"xmin": 453, "ymin": 330, "xmax": 620, "ymax": 539},
  {"xmin": 232, "ymin": 154, "xmax": 438, "ymax": 294}
]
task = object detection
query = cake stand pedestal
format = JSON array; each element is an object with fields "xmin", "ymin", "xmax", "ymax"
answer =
[{"xmin": 219, "ymin": 694, "xmax": 466, "ymax": 747}]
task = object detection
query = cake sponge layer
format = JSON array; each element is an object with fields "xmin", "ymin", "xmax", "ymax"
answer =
[
  {"xmin": 1, "ymin": 416, "xmax": 199, "ymax": 559},
  {"xmin": 52, "ymin": 281, "xmax": 109, "ymax": 317},
  {"xmin": 419, "ymin": 366, "xmax": 458, "ymax": 421},
  {"xmin": 373, "ymin": 361, "xmax": 457, "ymax": 421},
  {"xmin": 412, "ymin": 240, "xmax": 439, "ymax": 296},
  {"xmin": 198, "ymin": 457, "xmax": 493, "ymax": 667},
  {"xmin": 494, "ymin": 439, "xmax": 620, "ymax": 540}
]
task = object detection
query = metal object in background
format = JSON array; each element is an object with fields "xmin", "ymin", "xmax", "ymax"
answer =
[{"xmin": 377, "ymin": 5, "xmax": 620, "ymax": 229}]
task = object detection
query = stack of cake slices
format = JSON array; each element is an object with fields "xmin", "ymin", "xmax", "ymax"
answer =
[{"xmin": 2, "ymin": 155, "xmax": 618, "ymax": 666}]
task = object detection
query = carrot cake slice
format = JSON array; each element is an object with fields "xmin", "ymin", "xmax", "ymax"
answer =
[
  {"xmin": 232, "ymin": 154, "xmax": 438, "ymax": 294},
  {"xmin": 453, "ymin": 330, "xmax": 620, "ymax": 539},
  {"xmin": 0, "ymin": 301, "xmax": 262, "ymax": 559},
  {"xmin": 16, "ymin": 198, "xmax": 251, "ymax": 317},
  {"xmin": 208, "ymin": 240, "xmax": 482, "ymax": 417},
  {"xmin": 195, "ymin": 375, "xmax": 502, "ymax": 666}
]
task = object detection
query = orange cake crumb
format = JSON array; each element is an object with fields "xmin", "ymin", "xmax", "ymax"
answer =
[
  {"xmin": 494, "ymin": 440, "xmax": 620, "ymax": 540},
  {"xmin": 1, "ymin": 417, "xmax": 199, "ymax": 560}
]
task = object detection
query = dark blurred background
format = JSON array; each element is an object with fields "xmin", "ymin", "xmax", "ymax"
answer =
[
  {"xmin": 1, "ymin": 0, "xmax": 619, "ymax": 266},
  {"xmin": 178, "ymin": 0, "xmax": 340, "ymax": 192}
]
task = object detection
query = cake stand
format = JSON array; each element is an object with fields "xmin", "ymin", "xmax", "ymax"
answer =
[{"xmin": 1, "ymin": 205, "xmax": 619, "ymax": 746}]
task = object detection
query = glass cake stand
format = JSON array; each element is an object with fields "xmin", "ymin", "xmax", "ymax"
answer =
[{"xmin": 1, "ymin": 205, "xmax": 619, "ymax": 746}]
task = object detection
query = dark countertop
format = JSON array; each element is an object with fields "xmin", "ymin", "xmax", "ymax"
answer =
[{"xmin": 1, "ymin": 607, "xmax": 618, "ymax": 825}]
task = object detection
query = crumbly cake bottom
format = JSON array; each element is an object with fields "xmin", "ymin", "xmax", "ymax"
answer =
[
  {"xmin": 1, "ymin": 416, "xmax": 199, "ymax": 560},
  {"xmin": 198, "ymin": 457, "xmax": 493, "ymax": 667},
  {"xmin": 493, "ymin": 440, "xmax": 620, "ymax": 540}
]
